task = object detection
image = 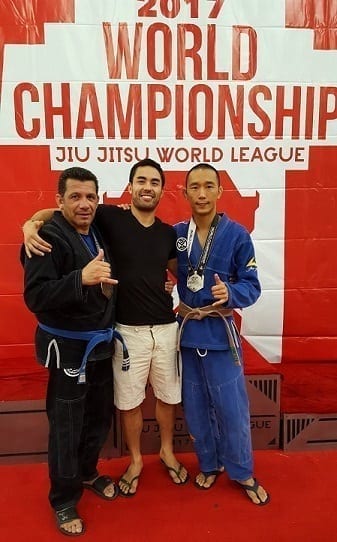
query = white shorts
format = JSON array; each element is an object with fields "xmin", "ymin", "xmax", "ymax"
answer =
[{"xmin": 113, "ymin": 321, "xmax": 181, "ymax": 410}]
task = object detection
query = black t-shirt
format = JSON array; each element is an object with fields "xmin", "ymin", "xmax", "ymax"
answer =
[{"xmin": 95, "ymin": 205, "xmax": 176, "ymax": 325}]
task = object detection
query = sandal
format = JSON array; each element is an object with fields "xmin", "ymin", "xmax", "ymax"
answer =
[
  {"xmin": 83, "ymin": 475, "xmax": 118, "ymax": 501},
  {"xmin": 55, "ymin": 506, "xmax": 85, "ymax": 537},
  {"xmin": 194, "ymin": 470, "xmax": 222, "ymax": 490},
  {"xmin": 236, "ymin": 478, "xmax": 270, "ymax": 505},
  {"xmin": 160, "ymin": 459, "xmax": 189, "ymax": 485},
  {"xmin": 118, "ymin": 475, "xmax": 140, "ymax": 497}
]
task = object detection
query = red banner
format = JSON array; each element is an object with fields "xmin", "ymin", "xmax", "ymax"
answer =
[{"xmin": 1, "ymin": 0, "xmax": 337, "ymax": 365}]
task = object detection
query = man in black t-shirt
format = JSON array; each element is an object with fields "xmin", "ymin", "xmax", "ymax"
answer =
[{"xmin": 23, "ymin": 159, "xmax": 189, "ymax": 497}]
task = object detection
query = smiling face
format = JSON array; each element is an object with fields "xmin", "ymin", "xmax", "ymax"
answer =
[
  {"xmin": 128, "ymin": 165, "xmax": 164, "ymax": 212},
  {"xmin": 56, "ymin": 178, "xmax": 99, "ymax": 234},
  {"xmin": 184, "ymin": 167, "xmax": 223, "ymax": 218}
]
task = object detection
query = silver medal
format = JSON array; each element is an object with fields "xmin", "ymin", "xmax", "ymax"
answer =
[{"xmin": 187, "ymin": 272, "xmax": 204, "ymax": 293}]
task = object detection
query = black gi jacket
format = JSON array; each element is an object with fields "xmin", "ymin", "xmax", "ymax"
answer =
[{"xmin": 22, "ymin": 211, "xmax": 116, "ymax": 368}]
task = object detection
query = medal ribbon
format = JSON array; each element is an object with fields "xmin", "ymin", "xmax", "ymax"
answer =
[{"xmin": 186, "ymin": 214, "xmax": 220, "ymax": 278}]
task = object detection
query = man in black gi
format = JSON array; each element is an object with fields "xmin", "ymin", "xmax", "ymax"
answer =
[{"xmin": 22, "ymin": 167, "xmax": 119, "ymax": 536}]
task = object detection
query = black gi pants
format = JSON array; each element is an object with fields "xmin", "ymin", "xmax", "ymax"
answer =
[{"xmin": 46, "ymin": 357, "xmax": 114, "ymax": 511}]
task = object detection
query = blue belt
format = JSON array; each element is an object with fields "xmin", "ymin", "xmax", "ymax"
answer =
[{"xmin": 39, "ymin": 323, "xmax": 129, "ymax": 383}]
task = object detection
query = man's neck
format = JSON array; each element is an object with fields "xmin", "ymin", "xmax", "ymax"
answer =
[
  {"xmin": 76, "ymin": 225, "xmax": 91, "ymax": 235},
  {"xmin": 192, "ymin": 211, "xmax": 217, "ymax": 231},
  {"xmin": 131, "ymin": 204, "xmax": 156, "ymax": 227}
]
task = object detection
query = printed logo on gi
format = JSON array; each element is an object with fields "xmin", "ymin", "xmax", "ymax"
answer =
[
  {"xmin": 63, "ymin": 367, "xmax": 80, "ymax": 378},
  {"xmin": 176, "ymin": 237, "xmax": 187, "ymax": 251},
  {"xmin": 246, "ymin": 257, "xmax": 257, "ymax": 270}
]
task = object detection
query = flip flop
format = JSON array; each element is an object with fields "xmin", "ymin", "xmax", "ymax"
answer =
[
  {"xmin": 236, "ymin": 478, "xmax": 270, "ymax": 506},
  {"xmin": 194, "ymin": 470, "xmax": 222, "ymax": 490},
  {"xmin": 160, "ymin": 459, "xmax": 189, "ymax": 485},
  {"xmin": 83, "ymin": 475, "xmax": 119, "ymax": 501},
  {"xmin": 55, "ymin": 506, "xmax": 85, "ymax": 537},
  {"xmin": 118, "ymin": 474, "xmax": 140, "ymax": 497}
]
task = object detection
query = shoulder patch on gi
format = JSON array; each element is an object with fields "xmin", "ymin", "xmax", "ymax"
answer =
[
  {"xmin": 246, "ymin": 257, "xmax": 257, "ymax": 269},
  {"xmin": 176, "ymin": 237, "xmax": 187, "ymax": 251}
]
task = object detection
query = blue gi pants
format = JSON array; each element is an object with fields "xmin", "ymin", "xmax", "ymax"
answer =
[
  {"xmin": 46, "ymin": 357, "xmax": 114, "ymax": 511},
  {"xmin": 181, "ymin": 347, "xmax": 253, "ymax": 481}
]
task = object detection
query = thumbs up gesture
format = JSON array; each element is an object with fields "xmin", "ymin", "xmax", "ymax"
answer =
[
  {"xmin": 211, "ymin": 273, "xmax": 228, "ymax": 307},
  {"xmin": 81, "ymin": 249, "xmax": 118, "ymax": 286}
]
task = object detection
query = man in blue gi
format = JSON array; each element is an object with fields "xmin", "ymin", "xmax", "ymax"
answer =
[
  {"xmin": 22, "ymin": 167, "xmax": 120, "ymax": 535},
  {"xmin": 175, "ymin": 163, "xmax": 270, "ymax": 505}
]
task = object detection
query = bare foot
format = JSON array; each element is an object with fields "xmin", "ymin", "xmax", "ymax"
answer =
[
  {"xmin": 160, "ymin": 451, "xmax": 189, "ymax": 484},
  {"xmin": 119, "ymin": 463, "xmax": 143, "ymax": 496},
  {"xmin": 56, "ymin": 507, "xmax": 85, "ymax": 536},
  {"xmin": 195, "ymin": 470, "xmax": 221, "ymax": 489},
  {"xmin": 236, "ymin": 477, "xmax": 270, "ymax": 505},
  {"xmin": 60, "ymin": 518, "xmax": 83, "ymax": 535},
  {"xmin": 83, "ymin": 474, "xmax": 118, "ymax": 499}
]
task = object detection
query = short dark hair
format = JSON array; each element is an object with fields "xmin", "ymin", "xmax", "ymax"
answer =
[
  {"xmin": 185, "ymin": 163, "xmax": 220, "ymax": 187},
  {"xmin": 58, "ymin": 167, "xmax": 98, "ymax": 196},
  {"xmin": 129, "ymin": 158, "xmax": 165, "ymax": 187}
]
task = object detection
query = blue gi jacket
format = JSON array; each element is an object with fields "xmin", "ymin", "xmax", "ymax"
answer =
[{"xmin": 175, "ymin": 214, "xmax": 261, "ymax": 350}]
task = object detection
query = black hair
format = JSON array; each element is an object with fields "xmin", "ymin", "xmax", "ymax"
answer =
[
  {"xmin": 58, "ymin": 167, "xmax": 98, "ymax": 196},
  {"xmin": 185, "ymin": 163, "xmax": 220, "ymax": 187},
  {"xmin": 128, "ymin": 158, "xmax": 165, "ymax": 187}
]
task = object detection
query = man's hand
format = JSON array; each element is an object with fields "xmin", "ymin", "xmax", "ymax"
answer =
[
  {"xmin": 82, "ymin": 249, "xmax": 118, "ymax": 286},
  {"xmin": 23, "ymin": 220, "xmax": 52, "ymax": 258},
  {"xmin": 165, "ymin": 278, "xmax": 175, "ymax": 294},
  {"xmin": 211, "ymin": 273, "xmax": 229, "ymax": 306}
]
